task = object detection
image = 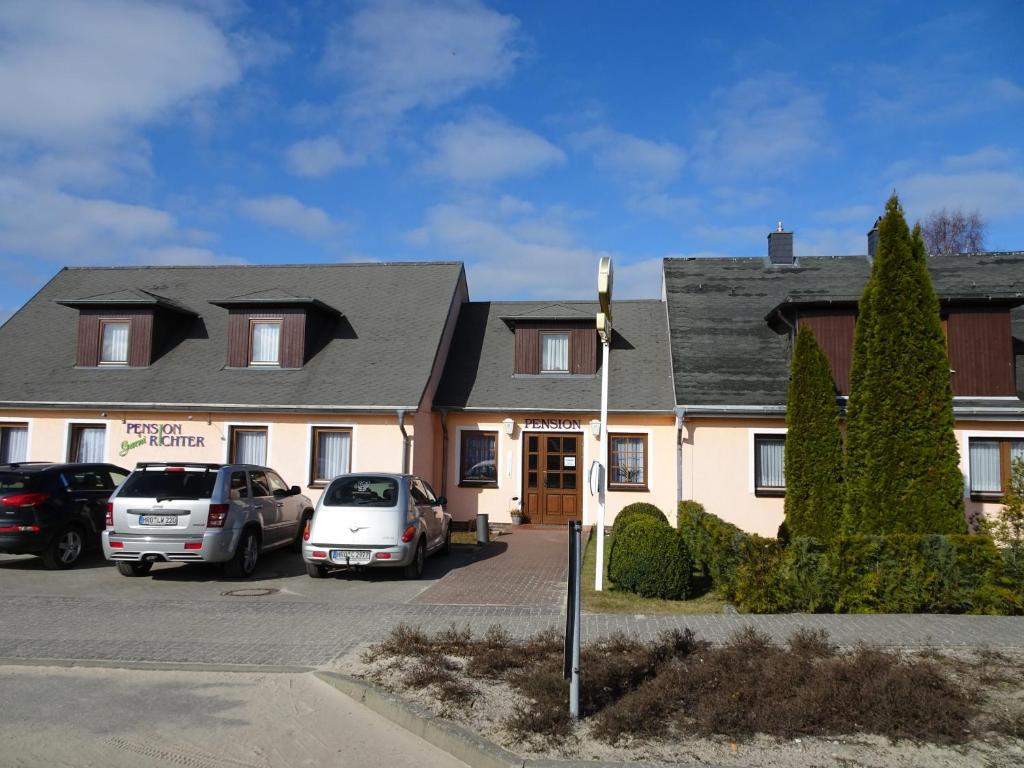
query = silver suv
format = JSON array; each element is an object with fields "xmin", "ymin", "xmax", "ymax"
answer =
[{"xmin": 102, "ymin": 462, "xmax": 313, "ymax": 579}]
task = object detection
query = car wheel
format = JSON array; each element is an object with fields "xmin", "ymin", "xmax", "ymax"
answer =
[
  {"xmin": 115, "ymin": 561, "xmax": 153, "ymax": 577},
  {"xmin": 305, "ymin": 562, "xmax": 327, "ymax": 579},
  {"xmin": 225, "ymin": 529, "xmax": 260, "ymax": 579},
  {"xmin": 292, "ymin": 511, "xmax": 313, "ymax": 552},
  {"xmin": 439, "ymin": 525, "xmax": 451, "ymax": 557},
  {"xmin": 42, "ymin": 527, "xmax": 84, "ymax": 570},
  {"xmin": 404, "ymin": 539, "xmax": 426, "ymax": 580}
]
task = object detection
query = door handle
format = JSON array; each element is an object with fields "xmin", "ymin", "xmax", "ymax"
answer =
[{"xmin": 275, "ymin": 502, "xmax": 284, "ymax": 508}]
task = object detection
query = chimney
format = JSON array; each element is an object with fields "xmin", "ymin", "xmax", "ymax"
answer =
[
  {"xmin": 866, "ymin": 217, "xmax": 881, "ymax": 260},
  {"xmin": 768, "ymin": 221, "xmax": 794, "ymax": 265}
]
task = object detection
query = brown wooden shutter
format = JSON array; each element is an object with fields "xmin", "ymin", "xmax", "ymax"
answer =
[
  {"xmin": 946, "ymin": 308, "xmax": 1016, "ymax": 396},
  {"xmin": 570, "ymin": 328, "xmax": 597, "ymax": 374},
  {"xmin": 127, "ymin": 310, "xmax": 154, "ymax": 366},
  {"xmin": 280, "ymin": 309, "xmax": 306, "ymax": 368},
  {"xmin": 226, "ymin": 311, "xmax": 249, "ymax": 367},
  {"xmin": 797, "ymin": 311, "xmax": 856, "ymax": 394},
  {"xmin": 76, "ymin": 311, "xmax": 101, "ymax": 367},
  {"xmin": 514, "ymin": 327, "xmax": 540, "ymax": 374}
]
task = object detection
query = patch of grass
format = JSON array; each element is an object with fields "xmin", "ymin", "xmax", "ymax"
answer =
[{"xmin": 582, "ymin": 529, "xmax": 727, "ymax": 614}]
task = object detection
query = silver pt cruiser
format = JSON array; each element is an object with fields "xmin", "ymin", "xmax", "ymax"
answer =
[{"xmin": 302, "ymin": 473, "xmax": 451, "ymax": 579}]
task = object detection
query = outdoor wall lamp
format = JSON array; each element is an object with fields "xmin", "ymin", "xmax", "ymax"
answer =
[
  {"xmin": 502, "ymin": 418, "xmax": 515, "ymax": 436},
  {"xmin": 590, "ymin": 419, "xmax": 601, "ymax": 438}
]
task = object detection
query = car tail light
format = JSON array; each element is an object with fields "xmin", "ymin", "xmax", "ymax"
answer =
[
  {"xmin": 165, "ymin": 467, "xmax": 185, "ymax": 472},
  {"xmin": 0, "ymin": 525, "xmax": 41, "ymax": 533},
  {"xmin": 184, "ymin": 542, "xmax": 202, "ymax": 550},
  {"xmin": 206, "ymin": 503, "xmax": 229, "ymax": 528},
  {"xmin": 401, "ymin": 524, "xmax": 417, "ymax": 543},
  {"xmin": 0, "ymin": 492, "xmax": 50, "ymax": 508},
  {"xmin": 109, "ymin": 541, "xmax": 124, "ymax": 549},
  {"xmin": 302, "ymin": 519, "xmax": 311, "ymax": 541},
  {"xmin": 375, "ymin": 552, "xmax": 392, "ymax": 560},
  {"xmin": 312, "ymin": 550, "xmax": 327, "ymax": 558},
  {"xmin": 105, "ymin": 502, "xmax": 114, "ymax": 527}
]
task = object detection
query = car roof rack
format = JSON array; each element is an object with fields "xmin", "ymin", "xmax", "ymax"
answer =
[{"xmin": 135, "ymin": 462, "xmax": 223, "ymax": 469}]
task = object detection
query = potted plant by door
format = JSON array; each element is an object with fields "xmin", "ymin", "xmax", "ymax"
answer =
[{"xmin": 509, "ymin": 496, "xmax": 523, "ymax": 525}]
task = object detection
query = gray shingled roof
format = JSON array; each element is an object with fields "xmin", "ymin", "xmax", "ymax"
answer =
[
  {"xmin": 434, "ymin": 300, "xmax": 675, "ymax": 413},
  {"xmin": 0, "ymin": 262, "xmax": 465, "ymax": 411},
  {"xmin": 664, "ymin": 251, "xmax": 1024, "ymax": 407}
]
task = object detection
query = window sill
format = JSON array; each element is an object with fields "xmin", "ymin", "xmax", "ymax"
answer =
[
  {"xmin": 511, "ymin": 373, "xmax": 597, "ymax": 380},
  {"xmin": 754, "ymin": 488, "xmax": 785, "ymax": 498},
  {"xmin": 309, "ymin": 481, "xmax": 329, "ymax": 489},
  {"xmin": 458, "ymin": 481, "xmax": 498, "ymax": 489},
  {"xmin": 609, "ymin": 484, "xmax": 649, "ymax": 493},
  {"xmin": 970, "ymin": 493, "xmax": 1004, "ymax": 503}
]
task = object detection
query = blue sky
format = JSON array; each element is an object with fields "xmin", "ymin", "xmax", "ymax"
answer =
[{"xmin": 1, "ymin": 0, "xmax": 1022, "ymax": 321}]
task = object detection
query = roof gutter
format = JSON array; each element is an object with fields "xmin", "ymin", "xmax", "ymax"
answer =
[
  {"xmin": 675, "ymin": 408, "xmax": 685, "ymax": 504},
  {"xmin": 0, "ymin": 401, "xmax": 419, "ymax": 414},
  {"xmin": 679, "ymin": 404, "xmax": 788, "ymax": 418},
  {"xmin": 440, "ymin": 410, "xmax": 449, "ymax": 497}
]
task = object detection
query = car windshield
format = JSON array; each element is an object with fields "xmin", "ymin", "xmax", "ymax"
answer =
[
  {"xmin": 323, "ymin": 476, "xmax": 399, "ymax": 507},
  {"xmin": 118, "ymin": 469, "xmax": 218, "ymax": 500},
  {"xmin": 0, "ymin": 472, "xmax": 34, "ymax": 493}
]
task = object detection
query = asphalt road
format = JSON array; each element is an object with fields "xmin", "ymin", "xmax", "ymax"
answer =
[{"xmin": 2, "ymin": 664, "xmax": 468, "ymax": 768}]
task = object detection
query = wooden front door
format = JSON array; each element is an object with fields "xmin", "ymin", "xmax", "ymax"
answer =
[{"xmin": 523, "ymin": 433, "xmax": 582, "ymax": 524}]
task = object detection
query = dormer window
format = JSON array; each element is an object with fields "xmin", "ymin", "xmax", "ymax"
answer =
[
  {"xmin": 99, "ymin": 320, "xmax": 130, "ymax": 365},
  {"xmin": 249, "ymin": 320, "xmax": 281, "ymax": 366},
  {"xmin": 541, "ymin": 332, "xmax": 570, "ymax": 373}
]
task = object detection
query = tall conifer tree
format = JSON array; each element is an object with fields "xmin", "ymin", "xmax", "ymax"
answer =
[
  {"xmin": 843, "ymin": 195, "xmax": 965, "ymax": 534},
  {"xmin": 784, "ymin": 326, "xmax": 844, "ymax": 541}
]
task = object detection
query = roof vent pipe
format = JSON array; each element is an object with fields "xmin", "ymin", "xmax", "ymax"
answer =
[{"xmin": 768, "ymin": 223, "xmax": 794, "ymax": 265}]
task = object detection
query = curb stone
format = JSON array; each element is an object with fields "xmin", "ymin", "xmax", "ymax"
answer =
[
  {"xmin": 0, "ymin": 657, "xmax": 313, "ymax": 674},
  {"xmin": 313, "ymin": 671, "xmax": 725, "ymax": 768}
]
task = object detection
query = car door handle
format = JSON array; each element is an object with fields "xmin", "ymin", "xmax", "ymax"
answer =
[{"xmin": 274, "ymin": 502, "xmax": 283, "ymax": 508}]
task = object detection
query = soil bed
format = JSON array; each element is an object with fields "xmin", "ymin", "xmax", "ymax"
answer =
[{"xmin": 341, "ymin": 624, "xmax": 1024, "ymax": 768}]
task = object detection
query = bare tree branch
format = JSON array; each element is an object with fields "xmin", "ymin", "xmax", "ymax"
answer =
[{"xmin": 920, "ymin": 208, "xmax": 987, "ymax": 255}]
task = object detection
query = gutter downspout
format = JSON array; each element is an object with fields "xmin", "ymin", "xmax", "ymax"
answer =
[
  {"xmin": 440, "ymin": 410, "xmax": 449, "ymax": 497},
  {"xmin": 397, "ymin": 410, "xmax": 411, "ymax": 474},
  {"xmin": 675, "ymin": 407, "xmax": 685, "ymax": 504}
]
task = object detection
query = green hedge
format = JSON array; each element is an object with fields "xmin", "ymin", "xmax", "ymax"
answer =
[
  {"xmin": 608, "ymin": 517, "xmax": 692, "ymax": 599},
  {"xmin": 611, "ymin": 502, "xmax": 669, "ymax": 535},
  {"xmin": 676, "ymin": 500, "xmax": 750, "ymax": 597},
  {"xmin": 678, "ymin": 504, "xmax": 1022, "ymax": 614}
]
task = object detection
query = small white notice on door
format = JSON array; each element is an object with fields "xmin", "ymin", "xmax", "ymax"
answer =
[{"xmin": 564, "ymin": 456, "xmax": 576, "ymax": 468}]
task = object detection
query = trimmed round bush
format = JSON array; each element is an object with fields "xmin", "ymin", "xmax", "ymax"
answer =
[
  {"xmin": 611, "ymin": 502, "xmax": 669, "ymax": 535},
  {"xmin": 608, "ymin": 518, "xmax": 692, "ymax": 599}
]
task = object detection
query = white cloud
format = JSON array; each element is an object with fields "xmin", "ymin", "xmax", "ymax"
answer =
[
  {"xmin": 988, "ymin": 77, "xmax": 1024, "ymax": 104},
  {"xmin": 628, "ymin": 193, "xmax": 698, "ymax": 220},
  {"xmin": 285, "ymin": 136, "xmax": 362, "ymax": 177},
  {"xmin": 694, "ymin": 74, "xmax": 828, "ymax": 180},
  {"xmin": 814, "ymin": 204, "xmax": 877, "ymax": 225},
  {"xmin": 896, "ymin": 170, "xmax": 1024, "ymax": 220},
  {"xmin": 422, "ymin": 114, "xmax": 565, "ymax": 183},
  {"xmin": 406, "ymin": 200, "xmax": 658, "ymax": 299},
  {"xmin": 237, "ymin": 195, "xmax": 341, "ymax": 239},
  {"xmin": 0, "ymin": 0, "xmax": 240, "ymax": 146},
  {"xmin": 571, "ymin": 126, "xmax": 686, "ymax": 186},
  {"xmin": 0, "ymin": 176, "xmax": 175, "ymax": 259},
  {"xmin": 942, "ymin": 146, "xmax": 1018, "ymax": 172},
  {"xmin": 136, "ymin": 245, "xmax": 245, "ymax": 266},
  {"xmin": 794, "ymin": 227, "xmax": 866, "ymax": 257},
  {"xmin": 324, "ymin": 0, "xmax": 520, "ymax": 118}
]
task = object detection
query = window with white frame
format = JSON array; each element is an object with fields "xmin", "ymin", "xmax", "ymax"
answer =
[
  {"xmin": 609, "ymin": 434, "xmax": 647, "ymax": 489},
  {"xmin": 99, "ymin": 320, "xmax": 129, "ymax": 364},
  {"xmin": 0, "ymin": 423, "xmax": 28, "ymax": 463},
  {"xmin": 969, "ymin": 437, "xmax": 1024, "ymax": 499},
  {"xmin": 230, "ymin": 426, "xmax": 268, "ymax": 464},
  {"xmin": 311, "ymin": 427, "xmax": 352, "ymax": 484},
  {"xmin": 68, "ymin": 424, "xmax": 106, "ymax": 463},
  {"xmin": 249, "ymin": 320, "xmax": 281, "ymax": 366},
  {"xmin": 540, "ymin": 332, "xmax": 569, "ymax": 372},
  {"xmin": 754, "ymin": 434, "xmax": 785, "ymax": 496}
]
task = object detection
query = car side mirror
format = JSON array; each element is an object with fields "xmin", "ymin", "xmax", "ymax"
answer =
[
  {"xmin": 290, "ymin": 485, "xmax": 301, "ymax": 496},
  {"xmin": 272, "ymin": 488, "xmax": 288, "ymax": 499},
  {"xmin": 435, "ymin": 496, "xmax": 447, "ymax": 507}
]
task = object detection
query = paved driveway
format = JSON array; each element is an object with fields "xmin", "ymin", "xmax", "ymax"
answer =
[{"xmin": 2, "ymin": 531, "xmax": 1024, "ymax": 671}]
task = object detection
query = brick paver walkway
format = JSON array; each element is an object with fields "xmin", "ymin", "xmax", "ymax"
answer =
[{"xmin": 415, "ymin": 529, "xmax": 567, "ymax": 606}]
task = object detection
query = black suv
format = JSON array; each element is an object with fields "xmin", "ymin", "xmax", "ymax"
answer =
[{"xmin": 0, "ymin": 462, "xmax": 130, "ymax": 569}]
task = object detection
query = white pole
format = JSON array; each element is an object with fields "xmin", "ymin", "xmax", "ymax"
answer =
[
  {"xmin": 569, "ymin": 521, "xmax": 582, "ymax": 718},
  {"xmin": 595, "ymin": 334, "xmax": 610, "ymax": 591}
]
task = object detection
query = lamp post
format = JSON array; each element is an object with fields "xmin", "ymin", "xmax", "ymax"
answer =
[{"xmin": 595, "ymin": 257, "xmax": 612, "ymax": 591}]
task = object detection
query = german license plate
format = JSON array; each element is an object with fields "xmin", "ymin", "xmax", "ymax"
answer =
[
  {"xmin": 140, "ymin": 514, "xmax": 177, "ymax": 526},
  {"xmin": 330, "ymin": 549, "xmax": 370, "ymax": 564}
]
